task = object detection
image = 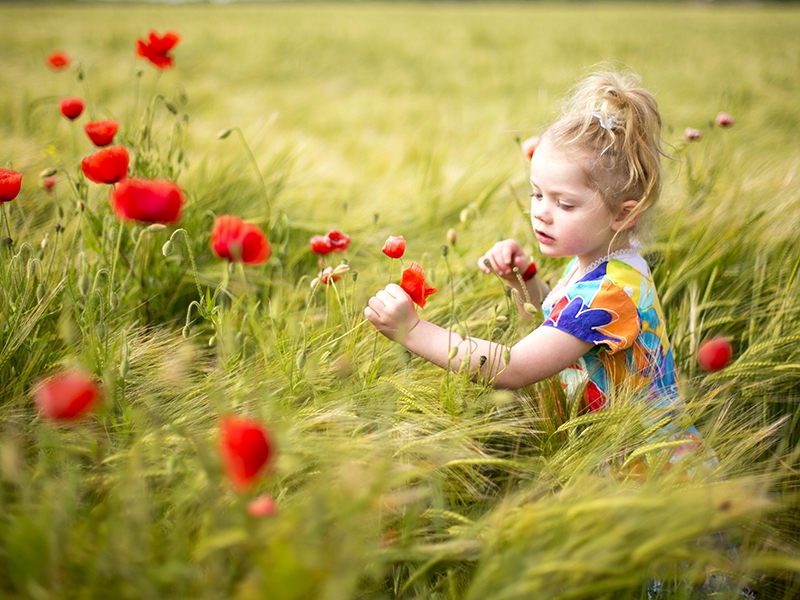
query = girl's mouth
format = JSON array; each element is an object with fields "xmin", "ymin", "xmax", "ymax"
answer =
[{"xmin": 535, "ymin": 230, "xmax": 555, "ymax": 244}]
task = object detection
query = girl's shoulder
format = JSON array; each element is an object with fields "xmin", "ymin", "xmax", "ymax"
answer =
[{"xmin": 544, "ymin": 251, "xmax": 654, "ymax": 313}]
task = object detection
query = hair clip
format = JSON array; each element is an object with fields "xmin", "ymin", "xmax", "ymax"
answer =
[{"xmin": 592, "ymin": 111, "xmax": 616, "ymax": 131}]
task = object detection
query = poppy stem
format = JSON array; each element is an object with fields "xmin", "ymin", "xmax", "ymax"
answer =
[
  {"xmin": 231, "ymin": 127, "xmax": 270, "ymax": 226},
  {"xmin": 168, "ymin": 228, "xmax": 204, "ymax": 300},
  {"xmin": 1, "ymin": 203, "xmax": 12, "ymax": 244},
  {"xmin": 108, "ymin": 222, "xmax": 124, "ymax": 305}
]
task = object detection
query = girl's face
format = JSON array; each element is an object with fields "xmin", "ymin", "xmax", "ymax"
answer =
[{"xmin": 529, "ymin": 138, "xmax": 626, "ymax": 270}]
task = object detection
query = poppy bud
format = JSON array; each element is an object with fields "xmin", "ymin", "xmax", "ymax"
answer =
[
  {"xmin": 209, "ymin": 335, "xmax": 216, "ymax": 347},
  {"xmin": 39, "ymin": 167, "xmax": 58, "ymax": 178},
  {"xmin": 59, "ymin": 97, "xmax": 84, "ymax": 120},
  {"xmin": 523, "ymin": 303, "xmax": 537, "ymax": 315},
  {"xmin": 296, "ymin": 350, "xmax": 307, "ymax": 370},
  {"xmin": 247, "ymin": 494, "xmax": 278, "ymax": 518},
  {"xmin": 0, "ymin": 168, "xmax": 23, "ymax": 203},
  {"xmin": 164, "ymin": 99, "xmax": 179, "ymax": 115},
  {"xmin": 78, "ymin": 273, "xmax": 91, "ymax": 296},
  {"xmin": 217, "ymin": 129, "xmax": 233, "ymax": 140},
  {"xmin": 54, "ymin": 223, "xmax": 64, "ymax": 233},
  {"xmin": 441, "ymin": 244, "xmax": 448, "ymax": 257},
  {"xmin": 478, "ymin": 356, "xmax": 487, "ymax": 367},
  {"xmin": 162, "ymin": 240, "xmax": 174, "ymax": 256},
  {"xmin": 218, "ymin": 415, "xmax": 274, "ymax": 491},
  {"xmin": 182, "ymin": 326, "xmax": 191, "ymax": 339},
  {"xmin": 459, "ymin": 208, "xmax": 469, "ymax": 223},
  {"xmin": 447, "ymin": 228, "xmax": 457, "ymax": 246},
  {"xmin": 448, "ymin": 347, "xmax": 458, "ymax": 360},
  {"xmin": 381, "ymin": 235, "xmax": 406, "ymax": 259},
  {"xmin": 34, "ymin": 368, "xmax": 102, "ymax": 422},
  {"xmin": 503, "ymin": 349, "xmax": 511, "ymax": 365},
  {"xmin": 496, "ymin": 315, "xmax": 508, "ymax": 323},
  {"xmin": 109, "ymin": 292, "xmax": 120, "ymax": 311},
  {"xmin": 40, "ymin": 235, "xmax": 49, "ymax": 251},
  {"xmin": 36, "ymin": 283, "xmax": 46, "ymax": 302},
  {"xmin": 2, "ymin": 237, "xmax": 13, "ymax": 248},
  {"xmin": 119, "ymin": 357, "xmax": 130, "ymax": 379},
  {"xmin": 697, "ymin": 336, "xmax": 733, "ymax": 372},
  {"xmin": 235, "ymin": 331, "xmax": 244, "ymax": 347}
]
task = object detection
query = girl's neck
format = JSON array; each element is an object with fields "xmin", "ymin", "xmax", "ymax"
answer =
[{"xmin": 576, "ymin": 240, "xmax": 642, "ymax": 274}]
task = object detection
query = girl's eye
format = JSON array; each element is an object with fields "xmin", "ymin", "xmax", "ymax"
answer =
[
  {"xmin": 530, "ymin": 192, "xmax": 543, "ymax": 200},
  {"xmin": 556, "ymin": 200, "xmax": 573, "ymax": 210}
]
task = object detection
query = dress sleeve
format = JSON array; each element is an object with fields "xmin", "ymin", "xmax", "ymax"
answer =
[{"xmin": 542, "ymin": 277, "xmax": 640, "ymax": 354}]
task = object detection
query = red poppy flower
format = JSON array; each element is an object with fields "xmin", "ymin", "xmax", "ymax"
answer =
[
  {"xmin": 310, "ymin": 234, "xmax": 334, "ymax": 255},
  {"xmin": 211, "ymin": 215, "xmax": 271, "ymax": 265},
  {"xmin": 697, "ymin": 336, "xmax": 733, "ymax": 372},
  {"xmin": 84, "ymin": 120, "xmax": 119, "ymax": 147},
  {"xmin": 42, "ymin": 176, "xmax": 57, "ymax": 192},
  {"xmin": 46, "ymin": 51, "xmax": 71, "ymax": 71},
  {"xmin": 81, "ymin": 146, "xmax": 129, "ymax": 184},
  {"xmin": 0, "ymin": 168, "xmax": 23, "ymax": 203},
  {"xmin": 34, "ymin": 368, "xmax": 102, "ymax": 422},
  {"xmin": 136, "ymin": 31, "xmax": 180, "ymax": 70},
  {"xmin": 219, "ymin": 416, "xmax": 274, "ymax": 491},
  {"xmin": 247, "ymin": 494, "xmax": 278, "ymax": 518},
  {"xmin": 327, "ymin": 229, "xmax": 351, "ymax": 252},
  {"xmin": 59, "ymin": 97, "xmax": 84, "ymax": 121},
  {"xmin": 716, "ymin": 112, "xmax": 735, "ymax": 128},
  {"xmin": 382, "ymin": 235, "xmax": 406, "ymax": 259},
  {"xmin": 521, "ymin": 135, "xmax": 540, "ymax": 159},
  {"xmin": 400, "ymin": 261, "xmax": 437, "ymax": 308},
  {"xmin": 110, "ymin": 178, "xmax": 184, "ymax": 224},
  {"xmin": 684, "ymin": 128, "xmax": 702, "ymax": 141}
]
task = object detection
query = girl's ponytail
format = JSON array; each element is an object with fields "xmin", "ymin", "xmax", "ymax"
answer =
[{"xmin": 545, "ymin": 70, "xmax": 665, "ymax": 233}]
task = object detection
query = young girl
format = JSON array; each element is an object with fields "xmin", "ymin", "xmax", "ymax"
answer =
[{"xmin": 365, "ymin": 71, "xmax": 706, "ymax": 476}]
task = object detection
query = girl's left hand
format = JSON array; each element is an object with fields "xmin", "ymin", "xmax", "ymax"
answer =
[{"xmin": 364, "ymin": 283, "xmax": 420, "ymax": 342}]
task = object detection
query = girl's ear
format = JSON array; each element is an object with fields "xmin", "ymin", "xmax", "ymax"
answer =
[{"xmin": 611, "ymin": 200, "xmax": 640, "ymax": 232}]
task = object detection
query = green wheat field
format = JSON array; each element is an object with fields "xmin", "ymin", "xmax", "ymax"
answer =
[{"xmin": 2, "ymin": 2, "xmax": 800, "ymax": 598}]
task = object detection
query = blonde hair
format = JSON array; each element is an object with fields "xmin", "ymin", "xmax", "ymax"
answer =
[{"xmin": 544, "ymin": 70, "xmax": 665, "ymax": 234}]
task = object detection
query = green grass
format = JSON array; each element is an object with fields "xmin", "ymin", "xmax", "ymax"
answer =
[{"xmin": 2, "ymin": 3, "xmax": 800, "ymax": 598}]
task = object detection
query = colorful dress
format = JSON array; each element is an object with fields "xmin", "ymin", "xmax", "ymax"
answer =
[{"xmin": 541, "ymin": 250, "xmax": 709, "ymax": 477}]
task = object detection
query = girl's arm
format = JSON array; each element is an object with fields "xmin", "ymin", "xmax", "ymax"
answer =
[
  {"xmin": 364, "ymin": 284, "xmax": 591, "ymax": 390},
  {"xmin": 477, "ymin": 240, "xmax": 549, "ymax": 312}
]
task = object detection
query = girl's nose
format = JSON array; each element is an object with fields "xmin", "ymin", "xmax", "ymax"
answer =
[{"xmin": 531, "ymin": 200, "xmax": 550, "ymax": 224}]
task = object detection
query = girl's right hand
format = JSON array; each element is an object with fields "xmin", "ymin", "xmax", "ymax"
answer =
[{"xmin": 477, "ymin": 239, "xmax": 530, "ymax": 281}]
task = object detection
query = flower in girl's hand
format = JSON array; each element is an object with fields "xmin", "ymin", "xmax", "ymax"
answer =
[
  {"xmin": 684, "ymin": 128, "xmax": 702, "ymax": 141},
  {"xmin": 136, "ymin": 30, "xmax": 180, "ymax": 70},
  {"xmin": 46, "ymin": 51, "xmax": 71, "ymax": 70},
  {"xmin": 34, "ymin": 368, "xmax": 102, "ymax": 422},
  {"xmin": 211, "ymin": 215, "xmax": 271, "ymax": 265},
  {"xmin": 219, "ymin": 416, "xmax": 274, "ymax": 491},
  {"xmin": 715, "ymin": 112, "xmax": 735, "ymax": 128},
  {"xmin": 697, "ymin": 336, "xmax": 733, "ymax": 372},
  {"xmin": 84, "ymin": 120, "xmax": 119, "ymax": 147},
  {"xmin": 81, "ymin": 146, "xmax": 129, "ymax": 184},
  {"xmin": 59, "ymin": 97, "xmax": 85, "ymax": 120},
  {"xmin": 400, "ymin": 261, "xmax": 437, "ymax": 308},
  {"xmin": 520, "ymin": 135, "xmax": 540, "ymax": 159},
  {"xmin": 0, "ymin": 169, "xmax": 23, "ymax": 203},
  {"xmin": 381, "ymin": 235, "xmax": 406, "ymax": 259}
]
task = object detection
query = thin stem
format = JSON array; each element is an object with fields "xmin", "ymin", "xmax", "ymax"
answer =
[
  {"xmin": 108, "ymin": 222, "xmax": 124, "ymax": 305},
  {"xmin": 233, "ymin": 127, "xmax": 270, "ymax": 225},
  {"xmin": 1, "ymin": 203, "xmax": 13, "ymax": 247},
  {"xmin": 169, "ymin": 228, "xmax": 204, "ymax": 300}
]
